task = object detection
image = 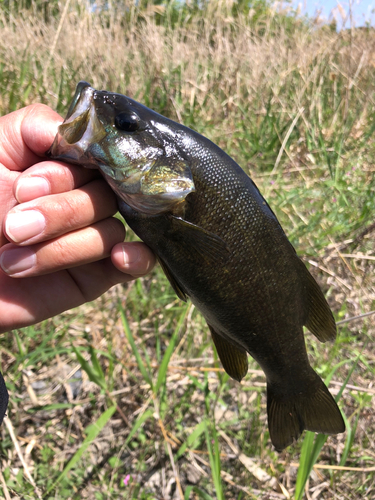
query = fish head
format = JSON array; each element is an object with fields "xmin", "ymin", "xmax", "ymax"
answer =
[{"xmin": 48, "ymin": 81, "xmax": 195, "ymax": 215}]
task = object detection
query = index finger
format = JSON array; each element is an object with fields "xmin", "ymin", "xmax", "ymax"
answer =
[{"xmin": 0, "ymin": 104, "xmax": 62, "ymax": 171}]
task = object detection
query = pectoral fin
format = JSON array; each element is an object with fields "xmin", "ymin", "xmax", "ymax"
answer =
[
  {"xmin": 141, "ymin": 159, "xmax": 194, "ymax": 199},
  {"xmin": 158, "ymin": 257, "xmax": 188, "ymax": 302},
  {"xmin": 209, "ymin": 325, "xmax": 248, "ymax": 382},
  {"xmin": 171, "ymin": 217, "xmax": 229, "ymax": 263}
]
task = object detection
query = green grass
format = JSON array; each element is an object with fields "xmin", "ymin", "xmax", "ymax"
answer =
[{"xmin": 1, "ymin": 1, "xmax": 375, "ymax": 499}]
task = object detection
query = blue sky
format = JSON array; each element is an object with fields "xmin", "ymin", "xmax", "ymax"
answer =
[{"xmin": 290, "ymin": 0, "xmax": 375, "ymax": 28}]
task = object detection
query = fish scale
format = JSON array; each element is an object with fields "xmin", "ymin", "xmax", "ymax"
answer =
[{"xmin": 48, "ymin": 81, "xmax": 345, "ymax": 450}]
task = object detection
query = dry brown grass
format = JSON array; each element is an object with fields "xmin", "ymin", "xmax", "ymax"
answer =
[{"xmin": 1, "ymin": 2, "xmax": 375, "ymax": 122}]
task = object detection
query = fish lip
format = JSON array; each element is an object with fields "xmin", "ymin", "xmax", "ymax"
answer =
[
  {"xmin": 58, "ymin": 108, "xmax": 91, "ymax": 145},
  {"xmin": 47, "ymin": 82, "xmax": 106, "ymax": 165},
  {"xmin": 61, "ymin": 83, "xmax": 94, "ymax": 134},
  {"xmin": 66, "ymin": 81, "xmax": 92, "ymax": 120}
]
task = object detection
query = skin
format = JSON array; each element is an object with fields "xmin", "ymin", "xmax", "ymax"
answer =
[{"xmin": 0, "ymin": 104, "xmax": 155, "ymax": 333}]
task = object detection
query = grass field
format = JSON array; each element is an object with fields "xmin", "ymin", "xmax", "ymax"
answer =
[{"xmin": 1, "ymin": 1, "xmax": 375, "ymax": 498}]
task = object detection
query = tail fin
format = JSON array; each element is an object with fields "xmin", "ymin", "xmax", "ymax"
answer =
[{"xmin": 267, "ymin": 371, "xmax": 345, "ymax": 451}]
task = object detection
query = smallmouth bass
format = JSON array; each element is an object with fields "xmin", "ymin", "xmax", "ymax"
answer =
[{"xmin": 48, "ymin": 82, "xmax": 345, "ymax": 450}]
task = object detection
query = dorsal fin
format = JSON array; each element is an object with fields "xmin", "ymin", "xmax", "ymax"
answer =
[{"xmin": 299, "ymin": 260, "xmax": 337, "ymax": 342}]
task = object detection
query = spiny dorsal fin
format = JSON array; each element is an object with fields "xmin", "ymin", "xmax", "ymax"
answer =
[{"xmin": 209, "ymin": 325, "xmax": 248, "ymax": 382}]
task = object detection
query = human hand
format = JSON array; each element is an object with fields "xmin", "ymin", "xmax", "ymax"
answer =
[{"xmin": 0, "ymin": 104, "xmax": 155, "ymax": 333}]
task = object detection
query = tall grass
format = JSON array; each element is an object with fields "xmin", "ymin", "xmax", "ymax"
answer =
[{"xmin": 1, "ymin": 1, "xmax": 375, "ymax": 499}]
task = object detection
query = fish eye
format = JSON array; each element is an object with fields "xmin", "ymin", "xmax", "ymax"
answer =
[{"xmin": 115, "ymin": 112, "xmax": 140, "ymax": 132}]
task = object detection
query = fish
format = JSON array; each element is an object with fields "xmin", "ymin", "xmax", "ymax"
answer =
[
  {"xmin": 0, "ymin": 372, "xmax": 8, "ymax": 425},
  {"xmin": 48, "ymin": 81, "xmax": 345, "ymax": 450}
]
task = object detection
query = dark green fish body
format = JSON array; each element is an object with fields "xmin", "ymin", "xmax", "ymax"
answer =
[{"xmin": 48, "ymin": 82, "xmax": 345, "ymax": 450}]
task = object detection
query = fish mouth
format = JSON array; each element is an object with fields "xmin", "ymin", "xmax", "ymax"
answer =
[{"xmin": 47, "ymin": 81, "xmax": 106, "ymax": 166}]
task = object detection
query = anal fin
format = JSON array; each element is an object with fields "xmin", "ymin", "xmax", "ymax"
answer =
[{"xmin": 209, "ymin": 325, "xmax": 248, "ymax": 382}]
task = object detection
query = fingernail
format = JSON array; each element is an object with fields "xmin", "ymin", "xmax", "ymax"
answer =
[
  {"xmin": 15, "ymin": 177, "xmax": 50, "ymax": 203},
  {"xmin": 123, "ymin": 245, "xmax": 140, "ymax": 266},
  {"xmin": 5, "ymin": 211, "xmax": 46, "ymax": 243},
  {"xmin": 0, "ymin": 247, "xmax": 36, "ymax": 275}
]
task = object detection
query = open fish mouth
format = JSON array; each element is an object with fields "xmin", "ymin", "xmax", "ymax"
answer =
[{"xmin": 47, "ymin": 81, "xmax": 106, "ymax": 166}]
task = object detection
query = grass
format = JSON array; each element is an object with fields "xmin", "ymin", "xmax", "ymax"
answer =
[{"xmin": 1, "ymin": 1, "xmax": 375, "ymax": 498}]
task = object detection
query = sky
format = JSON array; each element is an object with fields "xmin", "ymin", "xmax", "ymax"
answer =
[{"xmin": 290, "ymin": 0, "xmax": 375, "ymax": 29}]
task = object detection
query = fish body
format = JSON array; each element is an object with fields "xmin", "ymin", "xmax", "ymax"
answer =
[{"xmin": 48, "ymin": 82, "xmax": 345, "ymax": 450}]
